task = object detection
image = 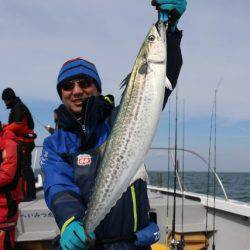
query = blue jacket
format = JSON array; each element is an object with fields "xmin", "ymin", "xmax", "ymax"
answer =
[
  {"xmin": 41, "ymin": 104, "xmax": 151, "ymax": 250},
  {"xmin": 41, "ymin": 29, "xmax": 183, "ymax": 249},
  {"xmin": 41, "ymin": 103, "xmax": 111, "ymax": 220}
]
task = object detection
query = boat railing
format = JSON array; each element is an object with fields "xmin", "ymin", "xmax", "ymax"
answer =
[
  {"xmin": 32, "ymin": 145, "xmax": 43, "ymax": 170},
  {"xmin": 150, "ymin": 147, "xmax": 228, "ymax": 200},
  {"xmin": 31, "ymin": 146, "xmax": 228, "ymax": 201}
]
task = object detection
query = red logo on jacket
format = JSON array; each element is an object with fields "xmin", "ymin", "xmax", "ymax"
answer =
[{"xmin": 77, "ymin": 154, "xmax": 92, "ymax": 166}]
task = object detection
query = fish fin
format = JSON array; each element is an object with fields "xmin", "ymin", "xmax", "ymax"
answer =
[
  {"xmin": 119, "ymin": 73, "xmax": 131, "ymax": 101},
  {"xmin": 120, "ymin": 73, "xmax": 131, "ymax": 90},
  {"xmin": 98, "ymin": 142, "xmax": 107, "ymax": 159},
  {"xmin": 109, "ymin": 106, "xmax": 119, "ymax": 128},
  {"xmin": 130, "ymin": 163, "xmax": 149, "ymax": 185},
  {"xmin": 165, "ymin": 77, "xmax": 173, "ymax": 91}
]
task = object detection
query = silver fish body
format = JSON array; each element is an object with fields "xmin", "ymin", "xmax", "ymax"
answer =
[{"xmin": 85, "ymin": 22, "xmax": 167, "ymax": 233}]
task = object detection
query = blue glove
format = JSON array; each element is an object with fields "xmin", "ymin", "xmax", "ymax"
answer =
[
  {"xmin": 152, "ymin": 0, "xmax": 187, "ymax": 29},
  {"xmin": 60, "ymin": 218, "xmax": 95, "ymax": 250},
  {"xmin": 135, "ymin": 222, "xmax": 160, "ymax": 246}
]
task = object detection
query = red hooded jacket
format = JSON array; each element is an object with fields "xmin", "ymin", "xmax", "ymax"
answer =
[{"xmin": 0, "ymin": 131, "xmax": 22, "ymax": 210}]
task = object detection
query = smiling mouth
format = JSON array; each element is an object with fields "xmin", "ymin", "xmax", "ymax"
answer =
[{"xmin": 72, "ymin": 99, "xmax": 83, "ymax": 105}]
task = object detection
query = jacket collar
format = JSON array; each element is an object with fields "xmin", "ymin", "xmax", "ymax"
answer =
[{"xmin": 55, "ymin": 104, "xmax": 84, "ymax": 133}]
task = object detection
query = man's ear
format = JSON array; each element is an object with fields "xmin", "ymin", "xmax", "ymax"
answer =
[{"xmin": 93, "ymin": 89, "xmax": 100, "ymax": 97}]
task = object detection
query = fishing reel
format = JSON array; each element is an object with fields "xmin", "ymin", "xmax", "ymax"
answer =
[{"xmin": 168, "ymin": 235, "xmax": 185, "ymax": 250}]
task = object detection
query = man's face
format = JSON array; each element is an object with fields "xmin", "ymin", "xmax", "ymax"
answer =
[
  {"xmin": 61, "ymin": 77, "xmax": 99, "ymax": 114},
  {"xmin": 3, "ymin": 100, "xmax": 13, "ymax": 109}
]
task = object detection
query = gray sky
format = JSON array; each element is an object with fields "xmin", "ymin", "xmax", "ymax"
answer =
[{"xmin": 0, "ymin": 0, "xmax": 250, "ymax": 171}]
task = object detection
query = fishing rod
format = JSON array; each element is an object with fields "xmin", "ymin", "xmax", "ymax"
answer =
[
  {"xmin": 212, "ymin": 89, "xmax": 218, "ymax": 250},
  {"xmin": 157, "ymin": 9, "xmax": 184, "ymax": 249},
  {"xmin": 205, "ymin": 79, "xmax": 222, "ymax": 248},
  {"xmin": 33, "ymin": 115, "xmax": 53, "ymax": 133},
  {"xmin": 167, "ymin": 98, "xmax": 171, "ymax": 217},
  {"xmin": 180, "ymin": 100, "xmax": 185, "ymax": 247},
  {"xmin": 172, "ymin": 84, "xmax": 178, "ymax": 241},
  {"xmin": 151, "ymin": 147, "xmax": 228, "ymax": 200},
  {"xmin": 169, "ymin": 84, "xmax": 184, "ymax": 250},
  {"xmin": 212, "ymin": 79, "xmax": 222, "ymax": 250},
  {"xmin": 205, "ymin": 95, "xmax": 214, "ymax": 242},
  {"xmin": 213, "ymin": 80, "xmax": 221, "ymax": 250},
  {"xmin": 32, "ymin": 115, "xmax": 45, "ymax": 128}
]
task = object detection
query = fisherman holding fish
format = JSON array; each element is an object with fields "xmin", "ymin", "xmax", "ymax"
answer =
[{"xmin": 41, "ymin": 1, "xmax": 186, "ymax": 249}]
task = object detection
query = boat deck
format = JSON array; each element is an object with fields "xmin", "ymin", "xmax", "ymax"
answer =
[{"xmin": 16, "ymin": 187, "xmax": 250, "ymax": 250}]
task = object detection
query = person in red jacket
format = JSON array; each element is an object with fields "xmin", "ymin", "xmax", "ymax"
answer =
[
  {"xmin": 1, "ymin": 88, "xmax": 36, "ymax": 201},
  {"xmin": 0, "ymin": 124, "xmax": 22, "ymax": 250}
]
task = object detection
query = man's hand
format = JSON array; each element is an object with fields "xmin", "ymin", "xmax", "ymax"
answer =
[
  {"xmin": 60, "ymin": 219, "xmax": 95, "ymax": 250},
  {"xmin": 152, "ymin": 0, "xmax": 187, "ymax": 30},
  {"xmin": 134, "ymin": 222, "xmax": 160, "ymax": 246},
  {"xmin": 44, "ymin": 124, "xmax": 55, "ymax": 134}
]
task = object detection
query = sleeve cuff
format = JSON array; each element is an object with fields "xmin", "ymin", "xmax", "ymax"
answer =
[
  {"xmin": 51, "ymin": 190, "xmax": 86, "ymax": 229},
  {"xmin": 61, "ymin": 216, "xmax": 76, "ymax": 235}
]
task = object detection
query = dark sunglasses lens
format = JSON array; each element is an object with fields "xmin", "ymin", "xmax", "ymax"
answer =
[
  {"xmin": 78, "ymin": 80, "xmax": 92, "ymax": 89},
  {"xmin": 61, "ymin": 79, "xmax": 93, "ymax": 91},
  {"xmin": 61, "ymin": 82, "xmax": 74, "ymax": 91}
]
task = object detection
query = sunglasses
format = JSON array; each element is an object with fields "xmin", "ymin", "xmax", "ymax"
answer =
[{"xmin": 61, "ymin": 78, "xmax": 94, "ymax": 91}]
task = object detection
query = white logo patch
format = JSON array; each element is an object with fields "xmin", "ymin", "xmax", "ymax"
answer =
[
  {"xmin": 40, "ymin": 150, "xmax": 49, "ymax": 168},
  {"xmin": 154, "ymin": 232, "xmax": 160, "ymax": 242},
  {"xmin": 77, "ymin": 154, "xmax": 92, "ymax": 166}
]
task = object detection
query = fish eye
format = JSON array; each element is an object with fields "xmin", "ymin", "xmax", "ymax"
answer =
[{"xmin": 148, "ymin": 35, "xmax": 155, "ymax": 42}]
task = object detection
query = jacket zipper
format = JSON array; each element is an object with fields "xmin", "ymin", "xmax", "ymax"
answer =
[{"xmin": 82, "ymin": 99, "xmax": 89, "ymax": 134}]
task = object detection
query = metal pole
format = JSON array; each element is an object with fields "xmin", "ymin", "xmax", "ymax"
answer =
[{"xmin": 150, "ymin": 147, "xmax": 228, "ymax": 200}]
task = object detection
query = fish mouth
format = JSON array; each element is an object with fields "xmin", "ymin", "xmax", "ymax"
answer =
[
  {"xmin": 147, "ymin": 59, "xmax": 165, "ymax": 64},
  {"xmin": 155, "ymin": 21, "xmax": 166, "ymax": 37}
]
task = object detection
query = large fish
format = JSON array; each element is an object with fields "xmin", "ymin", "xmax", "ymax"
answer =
[{"xmin": 84, "ymin": 21, "xmax": 169, "ymax": 233}]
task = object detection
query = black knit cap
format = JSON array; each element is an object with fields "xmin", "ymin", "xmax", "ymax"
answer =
[{"xmin": 2, "ymin": 88, "xmax": 16, "ymax": 101}]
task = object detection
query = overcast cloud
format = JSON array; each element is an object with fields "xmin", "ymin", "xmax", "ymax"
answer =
[{"xmin": 0, "ymin": 0, "xmax": 249, "ymax": 171}]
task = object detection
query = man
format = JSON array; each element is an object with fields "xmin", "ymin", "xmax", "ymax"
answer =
[
  {"xmin": 1, "ymin": 88, "xmax": 36, "ymax": 201},
  {"xmin": 0, "ymin": 123, "xmax": 22, "ymax": 250},
  {"xmin": 41, "ymin": 1, "xmax": 186, "ymax": 249}
]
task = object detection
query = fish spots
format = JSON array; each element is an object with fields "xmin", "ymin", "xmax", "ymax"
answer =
[{"xmin": 84, "ymin": 24, "xmax": 166, "ymax": 233}]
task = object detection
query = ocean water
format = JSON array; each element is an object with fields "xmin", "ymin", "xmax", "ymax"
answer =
[
  {"xmin": 33, "ymin": 147, "xmax": 249, "ymax": 203},
  {"xmin": 148, "ymin": 171, "xmax": 250, "ymax": 203}
]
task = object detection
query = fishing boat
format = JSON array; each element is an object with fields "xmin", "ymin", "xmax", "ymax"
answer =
[{"xmin": 15, "ymin": 146, "xmax": 250, "ymax": 250}]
